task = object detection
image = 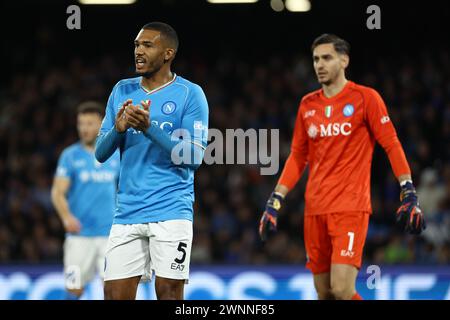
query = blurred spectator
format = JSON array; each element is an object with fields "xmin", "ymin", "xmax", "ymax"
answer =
[
  {"xmin": 417, "ymin": 168, "xmax": 446, "ymax": 219},
  {"xmin": 383, "ymin": 235, "xmax": 413, "ymax": 264}
]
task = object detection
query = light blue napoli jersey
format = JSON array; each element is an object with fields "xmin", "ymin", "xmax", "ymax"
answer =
[
  {"xmin": 99, "ymin": 74, "xmax": 209, "ymax": 224},
  {"xmin": 55, "ymin": 143, "xmax": 120, "ymax": 236}
]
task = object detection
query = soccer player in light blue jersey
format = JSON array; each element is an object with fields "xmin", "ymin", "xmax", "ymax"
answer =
[
  {"xmin": 51, "ymin": 102, "xmax": 120, "ymax": 299},
  {"xmin": 95, "ymin": 22, "xmax": 209, "ymax": 300}
]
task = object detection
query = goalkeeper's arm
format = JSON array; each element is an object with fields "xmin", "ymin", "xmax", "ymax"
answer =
[
  {"xmin": 259, "ymin": 101, "xmax": 308, "ymax": 241},
  {"xmin": 376, "ymin": 132, "xmax": 426, "ymax": 234},
  {"xmin": 258, "ymin": 147, "xmax": 307, "ymax": 241},
  {"xmin": 363, "ymin": 89, "xmax": 425, "ymax": 235}
]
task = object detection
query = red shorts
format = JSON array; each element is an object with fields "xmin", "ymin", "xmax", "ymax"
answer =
[{"xmin": 304, "ymin": 211, "xmax": 370, "ymax": 275}]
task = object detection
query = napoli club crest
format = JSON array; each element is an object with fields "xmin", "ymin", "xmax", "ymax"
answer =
[
  {"xmin": 162, "ymin": 101, "xmax": 177, "ymax": 115},
  {"xmin": 343, "ymin": 104, "xmax": 354, "ymax": 117}
]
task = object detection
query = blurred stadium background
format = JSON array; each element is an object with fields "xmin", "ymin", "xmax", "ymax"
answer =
[{"xmin": 0, "ymin": 0, "xmax": 449, "ymax": 299}]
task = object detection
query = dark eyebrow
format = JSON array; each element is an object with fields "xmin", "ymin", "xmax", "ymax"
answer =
[
  {"xmin": 134, "ymin": 40, "xmax": 154, "ymax": 45},
  {"xmin": 313, "ymin": 54, "xmax": 333, "ymax": 59}
]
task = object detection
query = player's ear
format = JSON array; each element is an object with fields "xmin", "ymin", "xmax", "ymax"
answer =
[
  {"xmin": 340, "ymin": 54, "xmax": 349, "ymax": 69},
  {"xmin": 164, "ymin": 48, "xmax": 176, "ymax": 62}
]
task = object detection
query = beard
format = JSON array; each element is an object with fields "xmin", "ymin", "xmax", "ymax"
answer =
[
  {"xmin": 135, "ymin": 58, "xmax": 164, "ymax": 78},
  {"xmin": 136, "ymin": 68, "xmax": 157, "ymax": 78},
  {"xmin": 317, "ymin": 71, "xmax": 337, "ymax": 86},
  {"xmin": 320, "ymin": 78, "xmax": 332, "ymax": 86}
]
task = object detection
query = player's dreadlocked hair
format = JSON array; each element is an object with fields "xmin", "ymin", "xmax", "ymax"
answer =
[
  {"xmin": 142, "ymin": 22, "xmax": 179, "ymax": 52},
  {"xmin": 311, "ymin": 33, "xmax": 350, "ymax": 55}
]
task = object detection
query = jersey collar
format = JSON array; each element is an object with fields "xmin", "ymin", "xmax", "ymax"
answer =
[
  {"xmin": 140, "ymin": 73, "xmax": 177, "ymax": 95},
  {"xmin": 320, "ymin": 80, "xmax": 354, "ymax": 102}
]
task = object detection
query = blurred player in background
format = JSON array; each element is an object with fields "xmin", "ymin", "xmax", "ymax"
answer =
[
  {"xmin": 51, "ymin": 102, "xmax": 120, "ymax": 299},
  {"xmin": 259, "ymin": 34, "xmax": 425, "ymax": 300},
  {"xmin": 95, "ymin": 22, "xmax": 209, "ymax": 300}
]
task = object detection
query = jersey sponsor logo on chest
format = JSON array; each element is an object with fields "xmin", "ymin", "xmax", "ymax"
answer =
[
  {"xmin": 73, "ymin": 159, "xmax": 86, "ymax": 168},
  {"xmin": 307, "ymin": 122, "xmax": 352, "ymax": 138},
  {"xmin": 79, "ymin": 170, "xmax": 116, "ymax": 183},
  {"xmin": 128, "ymin": 120, "xmax": 174, "ymax": 135}
]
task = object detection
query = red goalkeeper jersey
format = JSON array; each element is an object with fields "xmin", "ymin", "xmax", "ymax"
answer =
[{"xmin": 278, "ymin": 81, "xmax": 411, "ymax": 215}]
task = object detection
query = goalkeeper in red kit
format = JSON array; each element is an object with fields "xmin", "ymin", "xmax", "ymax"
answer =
[{"xmin": 259, "ymin": 34, "xmax": 425, "ymax": 300}]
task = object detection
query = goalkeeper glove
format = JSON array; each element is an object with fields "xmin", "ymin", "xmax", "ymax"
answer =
[
  {"xmin": 396, "ymin": 181, "xmax": 426, "ymax": 235},
  {"xmin": 259, "ymin": 192, "xmax": 284, "ymax": 241}
]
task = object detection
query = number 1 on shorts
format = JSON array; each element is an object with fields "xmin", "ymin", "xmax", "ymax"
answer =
[{"xmin": 347, "ymin": 232, "xmax": 354, "ymax": 252}]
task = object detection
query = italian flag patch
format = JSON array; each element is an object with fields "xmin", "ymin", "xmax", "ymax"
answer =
[{"xmin": 325, "ymin": 105, "xmax": 332, "ymax": 118}]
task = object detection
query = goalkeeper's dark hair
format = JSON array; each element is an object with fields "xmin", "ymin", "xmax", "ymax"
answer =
[
  {"xmin": 77, "ymin": 101, "xmax": 104, "ymax": 118},
  {"xmin": 311, "ymin": 33, "xmax": 350, "ymax": 56},
  {"xmin": 142, "ymin": 22, "xmax": 179, "ymax": 52}
]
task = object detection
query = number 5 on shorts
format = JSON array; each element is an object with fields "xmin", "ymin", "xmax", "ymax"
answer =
[{"xmin": 175, "ymin": 242, "xmax": 187, "ymax": 264}]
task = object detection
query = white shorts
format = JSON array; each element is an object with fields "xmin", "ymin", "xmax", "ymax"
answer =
[
  {"xmin": 64, "ymin": 236, "xmax": 108, "ymax": 290},
  {"xmin": 104, "ymin": 219, "xmax": 193, "ymax": 283}
]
